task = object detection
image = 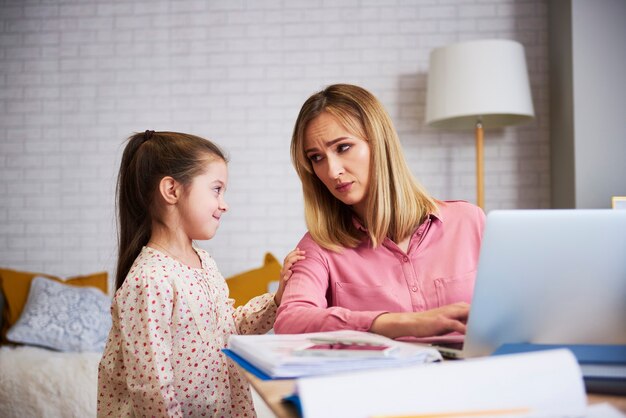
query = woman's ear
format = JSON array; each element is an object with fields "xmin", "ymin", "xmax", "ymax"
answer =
[{"xmin": 158, "ymin": 176, "xmax": 180, "ymax": 205}]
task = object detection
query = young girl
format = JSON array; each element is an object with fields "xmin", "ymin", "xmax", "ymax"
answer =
[{"xmin": 98, "ymin": 131, "xmax": 301, "ymax": 417}]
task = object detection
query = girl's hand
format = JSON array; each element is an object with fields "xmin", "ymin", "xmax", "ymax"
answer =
[
  {"xmin": 369, "ymin": 302, "xmax": 470, "ymax": 339},
  {"xmin": 273, "ymin": 248, "xmax": 306, "ymax": 306}
]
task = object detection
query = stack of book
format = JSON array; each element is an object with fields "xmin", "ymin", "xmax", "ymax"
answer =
[{"xmin": 224, "ymin": 330, "xmax": 442, "ymax": 380}]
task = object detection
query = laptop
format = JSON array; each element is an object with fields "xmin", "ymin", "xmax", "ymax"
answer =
[{"xmin": 436, "ymin": 209, "xmax": 626, "ymax": 359}]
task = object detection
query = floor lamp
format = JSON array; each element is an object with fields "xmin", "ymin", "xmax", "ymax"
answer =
[{"xmin": 425, "ymin": 39, "xmax": 535, "ymax": 209}]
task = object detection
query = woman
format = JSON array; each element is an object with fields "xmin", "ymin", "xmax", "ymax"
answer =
[{"xmin": 274, "ymin": 84, "xmax": 485, "ymax": 339}]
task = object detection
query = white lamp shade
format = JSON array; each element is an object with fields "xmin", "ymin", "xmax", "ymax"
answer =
[{"xmin": 425, "ymin": 39, "xmax": 535, "ymax": 129}]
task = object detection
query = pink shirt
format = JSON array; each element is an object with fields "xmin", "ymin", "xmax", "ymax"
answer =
[{"xmin": 274, "ymin": 200, "xmax": 485, "ymax": 334}]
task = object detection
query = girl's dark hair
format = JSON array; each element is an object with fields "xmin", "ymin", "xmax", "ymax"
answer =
[{"xmin": 115, "ymin": 131, "xmax": 227, "ymax": 290}]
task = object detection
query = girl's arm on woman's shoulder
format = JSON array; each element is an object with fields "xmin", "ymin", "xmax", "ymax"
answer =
[
  {"xmin": 233, "ymin": 248, "xmax": 306, "ymax": 335},
  {"xmin": 273, "ymin": 247, "xmax": 306, "ymax": 306}
]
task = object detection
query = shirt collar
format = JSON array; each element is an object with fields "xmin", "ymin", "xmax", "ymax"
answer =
[
  {"xmin": 352, "ymin": 210, "xmax": 443, "ymax": 233},
  {"xmin": 352, "ymin": 216, "xmax": 367, "ymax": 232}
]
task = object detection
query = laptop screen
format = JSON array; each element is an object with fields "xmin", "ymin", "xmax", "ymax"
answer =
[{"xmin": 462, "ymin": 209, "xmax": 626, "ymax": 358}]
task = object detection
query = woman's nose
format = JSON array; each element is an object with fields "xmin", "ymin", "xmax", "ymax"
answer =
[{"xmin": 327, "ymin": 156, "xmax": 344, "ymax": 179}]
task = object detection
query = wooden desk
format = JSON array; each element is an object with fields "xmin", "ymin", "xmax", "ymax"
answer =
[
  {"xmin": 247, "ymin": 373, "xmax": 297, "ymax": 418},
  {"xmin": 245, "ymin": 371, "xmax": 626, "ymax": 418}
]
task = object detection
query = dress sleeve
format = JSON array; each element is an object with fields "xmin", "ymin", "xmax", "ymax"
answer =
[
  {"xmin": 274, "ymin": 238, "xmax": 385, "ymax": 334},
  {"xmin": 200, "ymin": 251, "xmax": 278, "ymax": 336},
  {"xmin": 233, "ymin": 293, "xmax": 277, "ymax": 335},
  {"xmin": 116, "ymin": 270, "xmax": 182, "ymax": 417}
]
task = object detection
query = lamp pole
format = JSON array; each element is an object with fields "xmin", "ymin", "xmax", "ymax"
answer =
[{"xmin": 475, "ymin": 120, "xmax": 484, "ymax": 209}]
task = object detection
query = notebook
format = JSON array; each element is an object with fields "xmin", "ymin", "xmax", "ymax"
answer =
[{"xmin": 437, "ymin": 209, "xmax": 626, "ymax": 359}]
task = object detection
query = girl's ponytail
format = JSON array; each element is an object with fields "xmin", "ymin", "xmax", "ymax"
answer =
[
  {"xmin": 115, "ymin": 131, "xmax": 155, "ymax": 290},
  {"xmin": 114, "ymin": 131, "xmax": 226, "ymax": 290}
]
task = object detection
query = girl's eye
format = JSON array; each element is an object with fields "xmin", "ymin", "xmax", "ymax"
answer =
[{"xmin": 213, "ymin": 186, "xmax": 222, "ymax": 195}]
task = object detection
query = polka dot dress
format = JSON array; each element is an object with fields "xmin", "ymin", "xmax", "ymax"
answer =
[{"xmin": 97, "ymin": 247, "xmax": 277, "ymax": 417}]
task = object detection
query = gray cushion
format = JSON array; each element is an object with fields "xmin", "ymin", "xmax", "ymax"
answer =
[{"xmin": 6, "ymin": 276, "xmax": 111, "ymax": 352}]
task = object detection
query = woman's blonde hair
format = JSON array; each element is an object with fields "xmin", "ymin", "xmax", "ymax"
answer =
[{"xmin": 291, "ymin": 84, "xmax": 437, "ymax": 251}]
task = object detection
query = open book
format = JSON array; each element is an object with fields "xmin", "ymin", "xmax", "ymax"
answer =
[
  {"xmin": 225, "ymin": 330, "xmax": 441, "ymax": 379},
  {"xmin": 292, "ymin": 349, "xmax": 589, "ymax": 418}
]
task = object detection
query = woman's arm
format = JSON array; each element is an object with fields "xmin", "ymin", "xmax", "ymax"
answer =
[
  {"xmin": 275, "ymin": 220, "xmax": 476, "ymax": 338},
  {"xmin": 275, "ymin": 258, "xmax": 469, "ymax": 337},
  {"xmin": 369, "ymin": 303, "xmax": 469, "ymax": 339},
  {"xmin": 274, "ymin": 243, "xmax": 386, "ymax": 334}
]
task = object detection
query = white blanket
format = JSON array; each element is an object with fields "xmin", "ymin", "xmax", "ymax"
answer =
[
  {"xmin": 0, "ymin": 345, "xmax": 274, "ymax": 418},
  {"xmin": 0, "ymin": 345, "xmax": 101, "ymax": 418}
]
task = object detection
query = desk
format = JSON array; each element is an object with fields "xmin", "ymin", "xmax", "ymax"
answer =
[{"xmin": 245, "ymin": 371, "xmax": 626, "ymax": 417}]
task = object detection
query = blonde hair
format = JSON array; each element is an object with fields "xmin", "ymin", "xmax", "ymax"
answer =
[{"xmin": 291, "ymin": 84, "xmax": 437, "ymax": 251}]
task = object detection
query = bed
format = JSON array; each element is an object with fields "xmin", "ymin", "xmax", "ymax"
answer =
[{"xmin": 0, "ymin": 345, "xmax": 101, "ymax": 417}]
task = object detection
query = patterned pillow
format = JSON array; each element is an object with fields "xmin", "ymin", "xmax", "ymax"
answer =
[
  {"xmin": 0, "ymin": 267, "xmax": 108, "ymax": 342},
  {"xmin": 6, "ymin": 276, "xmax": 112, "ymax": 352}
]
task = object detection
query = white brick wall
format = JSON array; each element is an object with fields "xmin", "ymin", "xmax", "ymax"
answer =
[{"xmin": 0, "ymin": 0, "xmax": 550, "ymax": 281}]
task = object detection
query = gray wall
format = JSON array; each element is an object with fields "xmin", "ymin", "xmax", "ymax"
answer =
[
  {"xmin": 550, "ymin": 0, "xmax": 626, "ymax": 208},
  {"xmin": 0, "ymin": 1, "xmax": 550, "ymax": 280}
]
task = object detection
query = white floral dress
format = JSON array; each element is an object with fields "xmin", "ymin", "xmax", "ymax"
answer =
[{"xmin": 97, "ymin": 247, "xmax": 276, "ymax": 418}]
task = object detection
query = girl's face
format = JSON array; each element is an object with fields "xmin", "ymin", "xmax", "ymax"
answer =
[
  {"xmin": 304, "ymin": 112, "xmax": 371, "ymax": 219},
  {"xmin": 179, "ymin": 159, "xmax": 229, "ymax": 241}
]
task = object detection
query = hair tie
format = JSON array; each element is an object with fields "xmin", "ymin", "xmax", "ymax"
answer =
[{"xmin": 143, "ymin": 130, "xmax": 155, "ymax": 142}]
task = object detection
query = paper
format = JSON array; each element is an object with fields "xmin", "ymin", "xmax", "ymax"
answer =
[
  {"xmin": 227, "ymin": 330, "xmax": 442, "ymax": 379},
  {"xmin": 295, "ymin": 349, "xmax": 587, "ymax": 418}
]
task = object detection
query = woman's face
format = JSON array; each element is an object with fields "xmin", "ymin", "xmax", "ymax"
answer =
[{"xmin": 303, "ymin": 112, "xmax": 371, "ymax": 218}]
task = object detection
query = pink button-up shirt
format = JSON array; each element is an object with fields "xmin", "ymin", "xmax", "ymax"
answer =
[{"xmin": 274, "ymin": 200, "xmax": 485, "ymax": 334}]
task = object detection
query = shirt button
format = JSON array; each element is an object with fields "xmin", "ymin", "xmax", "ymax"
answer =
[
  {"xmin": 403, "ymin": 256, "xmax": 409, "ymax": 262},
  {"xmin": 411, "ymin": 286, "xmax": 417, "ymax": 292}
]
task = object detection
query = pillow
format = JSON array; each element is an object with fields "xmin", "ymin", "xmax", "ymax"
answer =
[
  {"xmin": 226, "ymin": 253, "xmax": 281, "ymax": 307},
  {"xmin": 6, "ymin": 276, "xmax": 112, "ymax": 352},
  {"xmin": 0, "ymin": 268, "xmax": 108, "ymax": 341}
]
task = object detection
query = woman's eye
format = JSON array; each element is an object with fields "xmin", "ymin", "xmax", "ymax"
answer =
[
  {"xmin": 213, "ymin": 187, "xmax": 222, "ymax": 194},
  {"xmin": 308, "ymin": 154, "xmax": 322, "ymax": 163},
  {"xmin": 337, "ymin": 144, "xmax": 351, "ymax": 153}
]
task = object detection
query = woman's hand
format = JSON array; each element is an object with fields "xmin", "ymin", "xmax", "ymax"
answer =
[
  {"xmin": 369, "ymin": 302, "xmax": 470, "ymax": 339},
  {"xmin": 273, "ymin": 248, "xmax": 306, "ymax": 306}
]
